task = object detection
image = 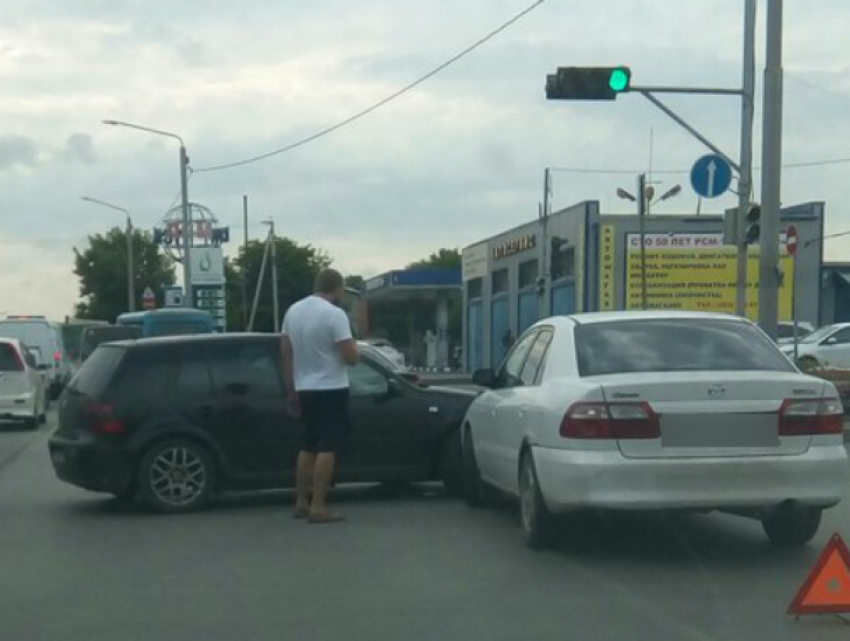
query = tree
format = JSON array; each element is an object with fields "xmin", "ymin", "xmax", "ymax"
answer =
[
  {"xmin": 226, "ymin": 237, "xmax": 331, "ymax": 332},
  {"xmin": 406, "ymin": 248, "xmax": 461, "ymax": 270},
  {"xmin": 74, "ymin": 227, "xmax": 175, "ymax": 321},
  {"xmin": 344, "ymin": 274, "xmax": 365, "ymax": 291}
]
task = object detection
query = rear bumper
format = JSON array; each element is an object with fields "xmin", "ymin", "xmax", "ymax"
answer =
[
  {"xmin": 48, "ymin": 437, "xmax": 135, "ymax": 495},
  {"xmin": 0, "ymin": 394, "xmax": 35, "ymax": 420},
  {"xmin": 532, "ymin": 444, "xmax": 850, "ymax": 514}
]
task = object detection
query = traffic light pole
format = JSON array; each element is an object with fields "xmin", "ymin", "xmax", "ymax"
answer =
[{"xmin": 758, "ymin": 0, "xmax": 784, "ymax": 340}]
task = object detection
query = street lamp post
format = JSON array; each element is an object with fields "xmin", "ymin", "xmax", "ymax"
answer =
[
  {"xmin": 80, "ymin": 196, "xmax": 135, "ymax": 312},
  {"xmin": 102, "ymin": 120, "xmax": 193, "ymax": 306}
]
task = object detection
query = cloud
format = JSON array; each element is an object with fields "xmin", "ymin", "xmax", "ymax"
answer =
[
  {"xmin": 0, "ymin": 135, "xmax": 37, "ymax": 169},
  {"xmin": 63, "ymin": 133, "xmax": 97, "ymax": 164}
]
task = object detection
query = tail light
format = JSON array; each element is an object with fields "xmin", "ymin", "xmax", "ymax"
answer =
[
  {"xmin": 87, "ymin": 403, "xmax": 126, "ymax": 435},
  {"xmin": 54, "ymin": 351, "xmax": 63, "ymax": 363},
  {"xmin": 561, "ymin": 402, "xmax": 660, "ymax": 439},
  {"xmin": 779, "ymin": 398, "xmax": 843, "ymax": 435}
]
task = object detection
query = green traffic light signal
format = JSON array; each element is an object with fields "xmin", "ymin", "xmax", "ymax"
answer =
[{"xmin": 608, "ymin": 68, "xmax": 630, "ymax": 92}]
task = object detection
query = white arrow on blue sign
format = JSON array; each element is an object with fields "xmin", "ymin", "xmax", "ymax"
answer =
[{"xmin": 690, "ymin": 153, "xmax": 733, "ymax": 199}]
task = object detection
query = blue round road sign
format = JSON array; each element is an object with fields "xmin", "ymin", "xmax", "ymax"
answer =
[{"xmin": 690, "ymin": 154, "xmax": 733, "ymax": 199}]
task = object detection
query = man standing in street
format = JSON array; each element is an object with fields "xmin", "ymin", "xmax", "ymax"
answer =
[{"xmin": 281, "ymin": 268, "xmax": 358, "ymax": 523}]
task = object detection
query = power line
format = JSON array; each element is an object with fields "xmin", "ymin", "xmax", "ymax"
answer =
[
  {"xmin": 547, "ymin": 156, "xmax": 850, "ymax": 176},
  {"xmin": 194, "ymin": 0, "xmax": 547, "ymax": 173}
]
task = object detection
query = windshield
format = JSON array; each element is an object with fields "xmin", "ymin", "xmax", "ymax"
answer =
[
  {"xmin": 800, "ymin": 325, "xmax": 837, "ymax": 344},
  {"xmin": 149, "ymin": 321, "xmax": 209, "ymax": 337},
  {"xmin": 576, "ymin": 319, "xmax": 796, "ymax": 376}
]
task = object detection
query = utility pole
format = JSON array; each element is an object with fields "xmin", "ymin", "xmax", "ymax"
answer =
[
  {"xmin": 126, "ymin": 215, "xmax": 135, "ymax": 312},
  {"xmin": 179, "ymin": 144, "xmax": 193, "ymax": 307},
  {"xmin": 758, "ymin": 0, "xmax": 783, "ymax": 340},
  {"xmin": 248, "ymin": 230, "xmax": 272, "ymax": 332},
  {"xmin": 268, "ymin": 219, "xmax": 280, "ymax": 332},
  {"xmin": 736, "ymin": 0, "xmax": 756, "ymax": 318},
  {"xmin": 242, "ymin": 195, "xmax": 249, "ymax": 330},
  {"xmin": 540, "ymin": 167, "xmax": 551, "ymax": 317}
]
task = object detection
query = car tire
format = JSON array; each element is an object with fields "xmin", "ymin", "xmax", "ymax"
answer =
[
  {"xmin": 138, "ymin": 439, "xmax": 215, "ymax": 514},
  {"xmin": 441, "ymin": 430, "xmax": 463, "ymax": 497},
  {"xmin": 762, "ymin": 506, "xmax": 822, "ymax": 547},
  {"xmin": 519, "ymin": 451, "xmax": 556, "ymax": 549},
  {"xmin": 462, "ymin": 427, "xmax": 489, "ymax": 508},
  {"xmin": 796, "ymin": 356, "xmax": 820, "ymax": 373}
]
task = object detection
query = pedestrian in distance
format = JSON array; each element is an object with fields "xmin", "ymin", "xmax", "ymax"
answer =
[
  {"xmin": 502, "ymin": 328, "xmax": 515, "ymax": 353},
  {"xmin": 281, "ymin": 268, "xmax": 358, "ymax": 524}
]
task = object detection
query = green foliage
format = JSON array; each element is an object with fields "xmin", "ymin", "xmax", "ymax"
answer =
[
  {"xmin": 74, "ymin": 227, "xmax": 175, "ymax": 322},
  {"xmin": 406, "ymin": 248, "xmax": 461, "ymax": 270},
  {"xmin": 225, "ymin": 237, "xmax": 332, "ymax": 332}
]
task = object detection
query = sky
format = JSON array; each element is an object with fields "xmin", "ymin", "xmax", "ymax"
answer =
[{"xmin": 0, "ymin": 0, "xmax": 848, "ymax": 319}]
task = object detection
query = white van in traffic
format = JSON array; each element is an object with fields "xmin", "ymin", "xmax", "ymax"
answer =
[{"xmin": 0, "ymin": 316, "xmax": 71, "ymax": 399}]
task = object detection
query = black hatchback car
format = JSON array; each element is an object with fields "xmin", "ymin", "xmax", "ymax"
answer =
[{"xmin": 49, "ymin": 334, "xmax": 474, "ymax": 512}]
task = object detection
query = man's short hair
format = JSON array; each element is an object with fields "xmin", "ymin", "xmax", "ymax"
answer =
[{"xmin": 314, "ymin": 268, "xmax": 344, "ymax": 294}]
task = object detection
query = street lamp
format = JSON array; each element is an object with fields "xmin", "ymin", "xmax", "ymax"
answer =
[
  {"xmin": 102, "ymin": 119, "xmax": 192, "ymax": 306},
  {"xmin": 80, "ymin": 196, "xmax": 135, "ymax": 312}
]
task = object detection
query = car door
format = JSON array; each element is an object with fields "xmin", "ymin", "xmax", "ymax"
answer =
[
  {"xmin": 476, "ymin": 330, "xmax": 538, "ymax": 489},
  {"xmin": 205, "ymin": 340, "xmax": 298, "ymax": 486},
  {"xmin": 347, "ymin": 358, "xmax": 433, "ymax": 481},
  {"xmin": 816, "ymin": 326, "xmax": 850, "ymax": 368},
  {"xmin": 21, "ymin": 348, "xmax": 44, "ymax": 413}
]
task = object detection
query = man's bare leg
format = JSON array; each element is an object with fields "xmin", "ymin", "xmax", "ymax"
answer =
[
  {"xmin": 294, "ymin": 451, "xmax": 316, "ymax": 516},
  {"xmin": 309, "ymin": 452, "xmax": 339, "ymax": 520}
]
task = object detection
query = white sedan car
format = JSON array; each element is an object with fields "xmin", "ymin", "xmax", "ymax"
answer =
[
  {"xmin": 0, "ymin": 337, "xmax": 48, "ymax": 429},
  {"xmin": 779, "ymin": 322, "xmax": 850, "ymax": 370},
  {"xmin": 462, "ymin": 312, "xmax": 849, "ymax": 548}
]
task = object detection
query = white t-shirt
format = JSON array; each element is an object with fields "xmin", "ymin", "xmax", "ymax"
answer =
[{"xmin": 281, "ymin": 295, "xmax": 352, "ymax": 391}]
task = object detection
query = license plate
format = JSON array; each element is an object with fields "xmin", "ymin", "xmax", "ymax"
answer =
[{"xmin": 661, "ymin": 413, "xmax": 779, "ymax": 448}]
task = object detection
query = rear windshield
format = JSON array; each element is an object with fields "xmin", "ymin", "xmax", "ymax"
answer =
[
  {"xmin": 575, "ymin": 319, "xmax": 796, "ymax": 377},
  {"xmin": 0, "ymin": 321, "xmax": 53, "ymax": 347},
  {"xmin": 70, "ymin": 345, "xmax": 125, "ymax": 396},
  {"xmin": 150, "ymin": 321, "xmax": 209, "ymax": 337},
  {"xmin": 0, "ymin": 343, "xmax": 22, "ymax": 371}
]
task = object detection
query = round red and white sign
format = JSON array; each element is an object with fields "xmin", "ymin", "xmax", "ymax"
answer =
[{"xmin": 786, "ymin": 225, "xmax": 798, "ymax": 257}]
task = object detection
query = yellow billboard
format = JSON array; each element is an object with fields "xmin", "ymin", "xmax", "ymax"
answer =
[{"xmin": 625, "ymin": 246, "xmax": 794, "ymax": 321}]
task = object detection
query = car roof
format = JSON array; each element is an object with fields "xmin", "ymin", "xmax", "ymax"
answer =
[
  {"xmin": 0, "ymin": 337, "xmax": 23, "ymax": 347},
  {"xmin": 117, "ymin": 309, "xmax": 212, "ymax": 320},
  {"xmin": 559, "ymin": 311, "xmax": 751, "ymax": 326},
  {"xmin": 108, "ymin": 332, "xmax": 276, "ymax": 349}
]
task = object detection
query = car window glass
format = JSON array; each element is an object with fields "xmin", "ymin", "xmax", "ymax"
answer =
[
  {"xmin": 209, "ymin": 341, "xmax": 283, "ymax": 397},
  {"xmin": 520, "ymin": 330, "xmax": 553, "ymax": 385},
  {"xmin": 349, "ymin": 360, "xmax": 390, "ymax": 397},
  {"xmin": 496, "ymin": 331, "xmax": 538, "ymax": 388},
  {"xmin": 175, "ymin": 345, "xmax": 213, "ymax": 398},
  {"xmin": 0, "ymin": 343, "xmax": 22, "ymax": 371},
  {"xmin": 24, "ymin": 351, "xmax": 36, "ymax": 369},
  {"xmin": 576, "ymin": 319, "xmax": 795, "ymax": 376},
  {"xmin": 71, "ymin": 346, "xmax": 126, "ymax": 397},
  {"xmin": 113, "ymin": 348, "xmax": 172, "ymax": 403},
  {"xmin": 828, "ymin": 328, "xmax": 850, "ymax": 344}
]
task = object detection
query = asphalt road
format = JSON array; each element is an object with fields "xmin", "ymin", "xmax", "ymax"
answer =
[{"xmin": 1, "ymin": 414, "xmax": 850, "ymax": 641}]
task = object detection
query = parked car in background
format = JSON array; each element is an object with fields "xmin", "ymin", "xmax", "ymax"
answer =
[
  {"xmin": 0, "ymin": 316, "xmax": 71, "ymax": 399},
  {"xmin": 0, "ymin": 338, "xmax": 48, "ymax": 428},
  {"xmin": 79, "ymin": 325, "xmax": 142, "ymax": 362},
  {"xmin": 780, "ymin": 322, "xmax": 850, "ymax": 371},
  {"xmin": 116, "ymin": 309, "xmax": 214, "ymax": 337},
  {"xmin": 776, "ymin": 321, "xmax": 815, "ymax": 346},
  {"xmin": 363, "ymin": 337, "xmax": 407, "ymax": 370},
  {"xmin": 49, "ymin": 334, "xmax": 474, "ymax": 512},
  {"xmin": 62, "ymin": 318, "xmax": 108, "ymax": 365},
  {"xmin": 462, "ymin": 312, "xmax": 848, "ymax": 549}
]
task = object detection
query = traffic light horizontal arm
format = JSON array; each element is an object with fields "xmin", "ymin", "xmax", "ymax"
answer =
[
  {"xmin": 629, "ymin": 85, "xmax": 744, "ymax": 96},
  {"xmin": 639, "ymin": 90, "xmax": 741, "ymax": 174}
]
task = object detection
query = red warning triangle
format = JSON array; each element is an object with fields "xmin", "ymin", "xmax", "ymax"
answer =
[{"xmin": 788, "ymin": 533, "xmax": 850, "ymax": 616}]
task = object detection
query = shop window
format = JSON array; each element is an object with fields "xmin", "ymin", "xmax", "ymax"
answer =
[
  {"xmin": 492, "ymin": 269, "xmax": 509, "ymax": 295},
  {"xmin": 552, "ymin": 247, "xmax": 575, "ymax": 281},
  {"xmin": 467, "ymin": 277, "xmax": 483, "ymax": 299},
  {"xmin": 518, "ymin": 260, "xmax": 539, "ymax": 289}
]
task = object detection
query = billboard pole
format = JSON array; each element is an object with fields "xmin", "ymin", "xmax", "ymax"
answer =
[
  {"xmin": 736, "ymin": 0, "xmax": 756, "ymax": 317},
  {"xmin": 758, "ymin": 0, "xmax": 783, "ymax": 340},
  {"xmin": 637, "ymin": 173, "xmax": 648, "ymax": 310}
]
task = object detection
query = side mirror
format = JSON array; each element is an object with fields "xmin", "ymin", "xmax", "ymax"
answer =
[{"xmin": 472, "ymin": 368, "xmax": 496, "ymax": 388}]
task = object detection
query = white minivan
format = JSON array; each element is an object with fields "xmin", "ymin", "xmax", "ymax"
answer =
[
  {"xmin": 0, "ymin": 337, "xmax": 47, "ymax": 427},
  {"xmin": 0, "ymin": 316, "xmax": 71, "ymax": 399}
]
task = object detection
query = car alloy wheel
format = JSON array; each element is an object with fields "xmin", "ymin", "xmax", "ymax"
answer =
[
  {"xmin": 139, "ymin": 439, "xmax": 214, "ymax": 513},
  {"xmin": 519, "ymin": 452, "xmax": 555, "ymax": 549}
]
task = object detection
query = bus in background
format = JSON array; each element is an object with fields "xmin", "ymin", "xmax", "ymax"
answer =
[{"xmin": 116, "ymin": 309, "xmax": 215, "ymax": 337}]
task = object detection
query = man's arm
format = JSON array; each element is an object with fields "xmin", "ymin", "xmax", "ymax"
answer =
[
  {"xmin": 281, "ymin": 334, "xmax": 297, "ymax": 396},
  {"xmin": 336, "ymin": 338, "xmax": 358, "ymax": 366}
]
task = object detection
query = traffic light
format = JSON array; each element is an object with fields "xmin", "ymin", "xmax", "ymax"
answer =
[
  {"xmin": 744, "ymin": 203, "xmax": 761, "ymax": 244},
  {"xmin": 546, "ymin": 66, "xmax": 632, "ymax": 101}
]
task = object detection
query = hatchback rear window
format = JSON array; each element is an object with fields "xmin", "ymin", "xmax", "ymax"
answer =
[
  {"xmin": 0, "ymin": 343, "xmax": 22, "ymax": 371},
  {"xmin": 150, "ymin": 321, "xmax": 209, "ymax": 337},
  {"xmin": 70, "ymin": 345, "xmax": 125, "ymax": 396},
  {"xmin": 575, "ymin": 319, "xmax": 795, "ymax": 377}
]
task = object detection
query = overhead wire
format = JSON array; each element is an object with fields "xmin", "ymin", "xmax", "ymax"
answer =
[{"xmin": 193, "ymin": 0, "xmax": 547, "ymax": 173}]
